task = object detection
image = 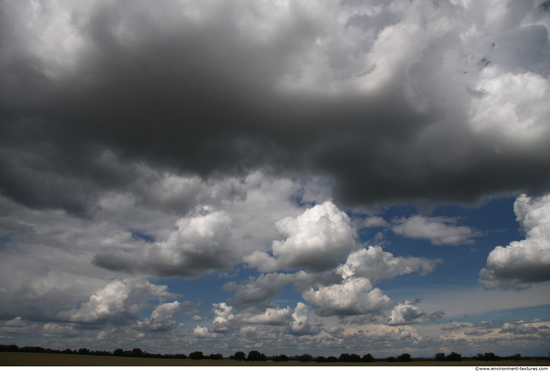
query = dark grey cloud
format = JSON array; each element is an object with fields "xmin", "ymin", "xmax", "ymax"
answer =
[{"xmin": 1, "ymin": 0, "xmax": 549, "ymax": 216}]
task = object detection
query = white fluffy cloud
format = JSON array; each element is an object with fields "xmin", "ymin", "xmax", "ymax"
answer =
[
  {"xmin": 243, "ymin": 307, "xmax": 293, "ymax": 326},
  {"xmin": 337, "ymin": 246, "xmax": 440, "ymax": 283},
  {"xmin": 387, "ymin": 300, "xmax": 445, "ymax": 325},
  {"xmin": 480, "ymin": 193, "xmax": 550, "ymax": 290},
  {"xmin": 392, "ymin": 215, "xmax": 479, "ymax": 245},
  {"xmin": 134, "ymin": 301, "xmax": 182, "ymax": 332},
  {"xmin": 58, "ymin": 278, "xmax": 171, "ymax": 325},
  {"xmin": 302, "ymin": 277, "xmax": 395, "ymax": 316},
  {"xmin": 246, "ymin": 201, "xmax": 357, "ymax": 272}
]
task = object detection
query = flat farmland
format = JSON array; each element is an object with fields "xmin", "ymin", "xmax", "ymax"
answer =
[{"xmin": 1, "ymin": 353, "xmax": 549, "ymax": 366}]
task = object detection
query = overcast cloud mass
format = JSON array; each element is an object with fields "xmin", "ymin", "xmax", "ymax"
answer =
[{"xmin": 1, "ymin": 0, "xmax": 549, "ymax": 358}]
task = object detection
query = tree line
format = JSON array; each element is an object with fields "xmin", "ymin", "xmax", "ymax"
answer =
[{"xmin": 0, "ymin": 344, "xmax": 534, "ymax": 362}]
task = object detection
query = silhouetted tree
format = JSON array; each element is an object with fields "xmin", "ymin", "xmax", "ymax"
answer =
[
  {"xmin": 446, "ymin": 352, "xmax": 462, "ymax": 362},
  {"xmin": 297, "ymin": 354, "xmax": 313, "ymax": 362},
  {"xmin": 273, "ymin": 354, "xmax": 288, "ymax": 362},
  {"xmin": 387, "ymin": 356, "xmax": 396, "ymax": 362},
  {"xmin": 131, "ymin": 348, "xmax": 144, "ymax": 358},
  {"xmin": 247, "ymin": 350, "xmax": 266, "ymax": 361},
  {"xmin": 362, "ymin": 353, "xmax": 375, "ymax": 362},
  {"xmin": 78, "ymin": 348, "xmax": 90, "ymax": 355},
  {"xmin": 434, "ymin": 352, "xmax": 446, "ymax": 361},
  {"xmin": 483, "ymin": 352, "xmax": 499, "ymax": 361},
  {"xmin": 113, "ymin": 348, "xmax": 124, "ymax": 357},
  {"xmin": 397, "ymin": 353, "xmax": 411, "ymax": 362},
  {"xmin": 209, "ymin": 353, "xmax": 222, "ymax": 360},
  {"xmin": 231, "ymin": 351, "xmax": 246, "ymax": 361},
  {"xmin": 338, "ymin": 353, "xmax": 351, "ymax": 362},
  {"xmin": 190, "ymin": 351, "xmax": 204, "ymax": 360},
  {"xmin": 514, "ymin": 353, "xmax": 522, "ymax": 361},
  {"xmin": 327, "ymin": 356, "xmax": 338, "ymax": 363},
  {"xmin": 315, "ymin": 356, "xmax": 327, "ymax": 363}
]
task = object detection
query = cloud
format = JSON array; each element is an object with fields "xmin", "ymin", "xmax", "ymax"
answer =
[
  {"xmin": 337, "ymin": 246, "xmax": 440, "ymax": 283},
  {"xmin": 58, "ymin": 278, "xmax": 171, "ymax": 325},
  {"xmin": 480, "ymin": 193, "xmax": 550, "ymax": 289},
  {"xmin": 464, "ymin": 329, "xmax": 493, "ymax": 336},
  {"xmin": 441, "ymin": 322, "xmax": 469, "ymax": 330},
  {"xmin": 301, "ymin": 277, "xmax": 395, "ymax": 316},
  {"xmin": 499, "ymin": 322, "xmax": 541, "ymax": 335},
  {"xmin": 224, "ymin": 273, "xmax": 296, "ymax": 308},
  {"xmin": 368, "ymin": 328, "xmax": 413, "ymax": 342},
  {"xmin": 93, "ymin": 209, "xmax": 240, "ymax": 277},
  {"xmin": 242, "ymin": 307, "xmax": 293, "ymax": 326},
  {"xmin": 392, "ymin": 215, "xmax": 480, "ymax": 245},
  {"xmin": 2, "ymin": 0, "xmax": 549, "ymax": 218},
  {"xmin": 386, "ymin": 300, "xmax": 445, "ymax": 325},
  {"xmin": 134, "ymin": 301, "xmax": 183, "ymax": 332},
  {"xmin": 289, "ymin": 302, "xmax": 322, "ymax": 335},
  {"xmin": 245, "ymin": 201, "xmax": 357, "ymax": 272}
]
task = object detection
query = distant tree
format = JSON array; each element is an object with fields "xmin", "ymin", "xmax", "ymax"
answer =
[
  {"xmin": 297, "ymin": 354, "xmax": 313, "ymax": 362},
  {"xmin": 483, "ymin": 352, "xmax": 499, "ymax": 361},
  {"xmin": 273, "ymin": 354, "xmax": 288, "ymax": 362},
  {"xmin": 315, "ymin": 356, "xmax": 327, "ymax": 363},
  {"xmin": 349, "ymin": 353, "xmax": 361, "ymax": 362},
  {"xmin": 446, "ymin": 352, "xmax": 462, "ymax": 362},
  {"xmin": 387, "ymin": 356, "xmax": 396, "ymax": 362},
  {"xmin": 131, "ymin": 348, "xmax": 144, "ymax": 358},
  {"xmin": 397, "ymin": 353, "xmax": 412, "ymax": 362},
  {"xmin": 210, "ymin": 353, "xmax": 222, "ymax": 360},
  {"xmin": 113, "ymin": 348, "xmax": 124, "ymax": 357},
  {"xmin": 362, "ymin": 353, "xmax": 375, "ymax": 362},
  {"xmin": 231, "ymin": 351, "xmax": 246, "ymax": 361},
  {"xmin": 327, "ymin": 356, "xmax": 338, "ymax": 363},
  {"xmin": 514, "ymin": 353, "xmax": 522, "ymax": 361},
  {"xmin": 338, "ymin": 353, "xmax": 351, "ymax": 362},
  {"xmin": 190, "ymin": 351, "xmax": 204, "ymax": 360},
  {"xmin": 78, "ymin": 348, "xmax": 90, "ymax": 355},
  {"xmin": 247, "ymin": 350, "xmax": 266, "ymax": 362},
  {"xmin": 434, "ymin": 352, "xmax": 446, "ymax": 361},
  {"xmin": 476, "ymin": 353, "xmax": 484, "ymax": 361}
]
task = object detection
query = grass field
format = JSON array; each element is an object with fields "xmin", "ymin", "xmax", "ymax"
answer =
[{"xmin": 1, "ymin": 352, "xmax": 550, "ymax": 366}]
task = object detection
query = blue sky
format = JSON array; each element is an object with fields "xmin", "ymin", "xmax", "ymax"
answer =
[{"xmin": 1, "ymin": 0, "xmax": 550, "ymax": 359}]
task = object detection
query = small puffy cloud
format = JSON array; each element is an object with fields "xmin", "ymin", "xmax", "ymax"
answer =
[
  {"xmin": 242, "ymin": 306, "xmax": 293, "ymax": 326},
  {"xmin": 246, "ymin": 201, "xmax": 357, "ymax": 272},
  {"xmin": 464, "ymin": 329, "xmax": 493, "ymax": 336},
  {"xmin": 368, "ymin": 328, "xmax": 413, "ymax": 341},
  {"xmin": 42, "ymin": 323, "xmax": 79, "ymax": 337},
  {"xmin": 134, "ymin": 301, "xmax": 182, "ymax": 332},
  {"xmin": 193, "ymin": 325, "xmax": 212, "ymax": 338},
  {"xmin": 212, "ymin": 302, "xmax": 234, "ymax": 333},
  {"xmin": 224, "ymin": 273, "xmax": 295, "ymax": 308},
  {"xmin": 386, "ymin": 300, "xmax": 444, "ymax": 325},
  {"xmin": 480, "ymin": 193, "xmax": 550, "ymax": 290},
  {"xmin": 392, "ymin": 215, "xmax": 480, "ymax": 245},
  {"xmin": 302, "ymin": 277, "xmax": 395, "ymax": 316},
  {"xmin": 499, "ymin": 322, "xmax": 540, "ymax": 335},
  {"xmin": 289, "ymin": 302, "xmax": 322, "ymax": 335},
  {"xmin": 363, "ymin": 216, "xmax": 389, "ymax": 228},
  {"xmin": 337, "ymin": 246, "xmax": 440, "ymax": 283},
  {"xmin": 58, "ymin": 278, "xmax": 170, "ymax": 325},
  {"xmin": 441, "ymin": 321, "xmax": 469, "ymax": 330}
]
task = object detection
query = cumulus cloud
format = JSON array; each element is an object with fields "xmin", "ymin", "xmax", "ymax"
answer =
[
  {"xmin": 134, "ymin": 301, "xmax": 183, "ymax": 332},
  {"xmin": 337, "ymin": 246, "xmax": 440, "ymax": 283},
  {"xmin": 224, "ymin": 273, "xmax": 296, "ymax": 308},
  {"xmin": 464, "ymin": 329, "xmax": 493, "ymax": 336},
  {"xmin": 480, "ymin": 193, "xmax": 550, "ymax": 289},
  {"xmin": 58, "ymin": 278, "xmax": 171, "ymax": 325},
  {"xmin": 499, "ymin": 322, "xmax": 541, "ymax": 335},
  {"xmin": 246, "ymin": 201, "xmax": 357, "ymax": 272},
  {"xmin": 93, "ymin": 209, "xmax": 239, "ymax": 277},
  {"xmin": 387, "ymin": 300, "xmax": 445, "ymax": 325},
  {"xmin": 441, "ymin": 321, "xmax": 469, "ymax": 330},
  {"xmin": 392, "ymin": 215, "xmax": 480, "ymax": 245},
  {"xmin": 289, "ymin": 302, "xmax": 322, "ymax": 335},
  {"xmin": 368, "ymin": 328, "xmax": 413, "ymax": 342},
  {"xmin": 302, "ymin": 277, "xmax": 395, "ymax": 316}
]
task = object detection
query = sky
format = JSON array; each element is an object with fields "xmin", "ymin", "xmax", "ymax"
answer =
[{"xmin": 1, "ymin": 0, "xmax": 550, "ymax": 359}]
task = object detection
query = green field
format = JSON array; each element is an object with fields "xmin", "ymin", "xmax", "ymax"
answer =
[{"xmin": 1, "ymin": 353, "xmax": 549, "ymax": 366}]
